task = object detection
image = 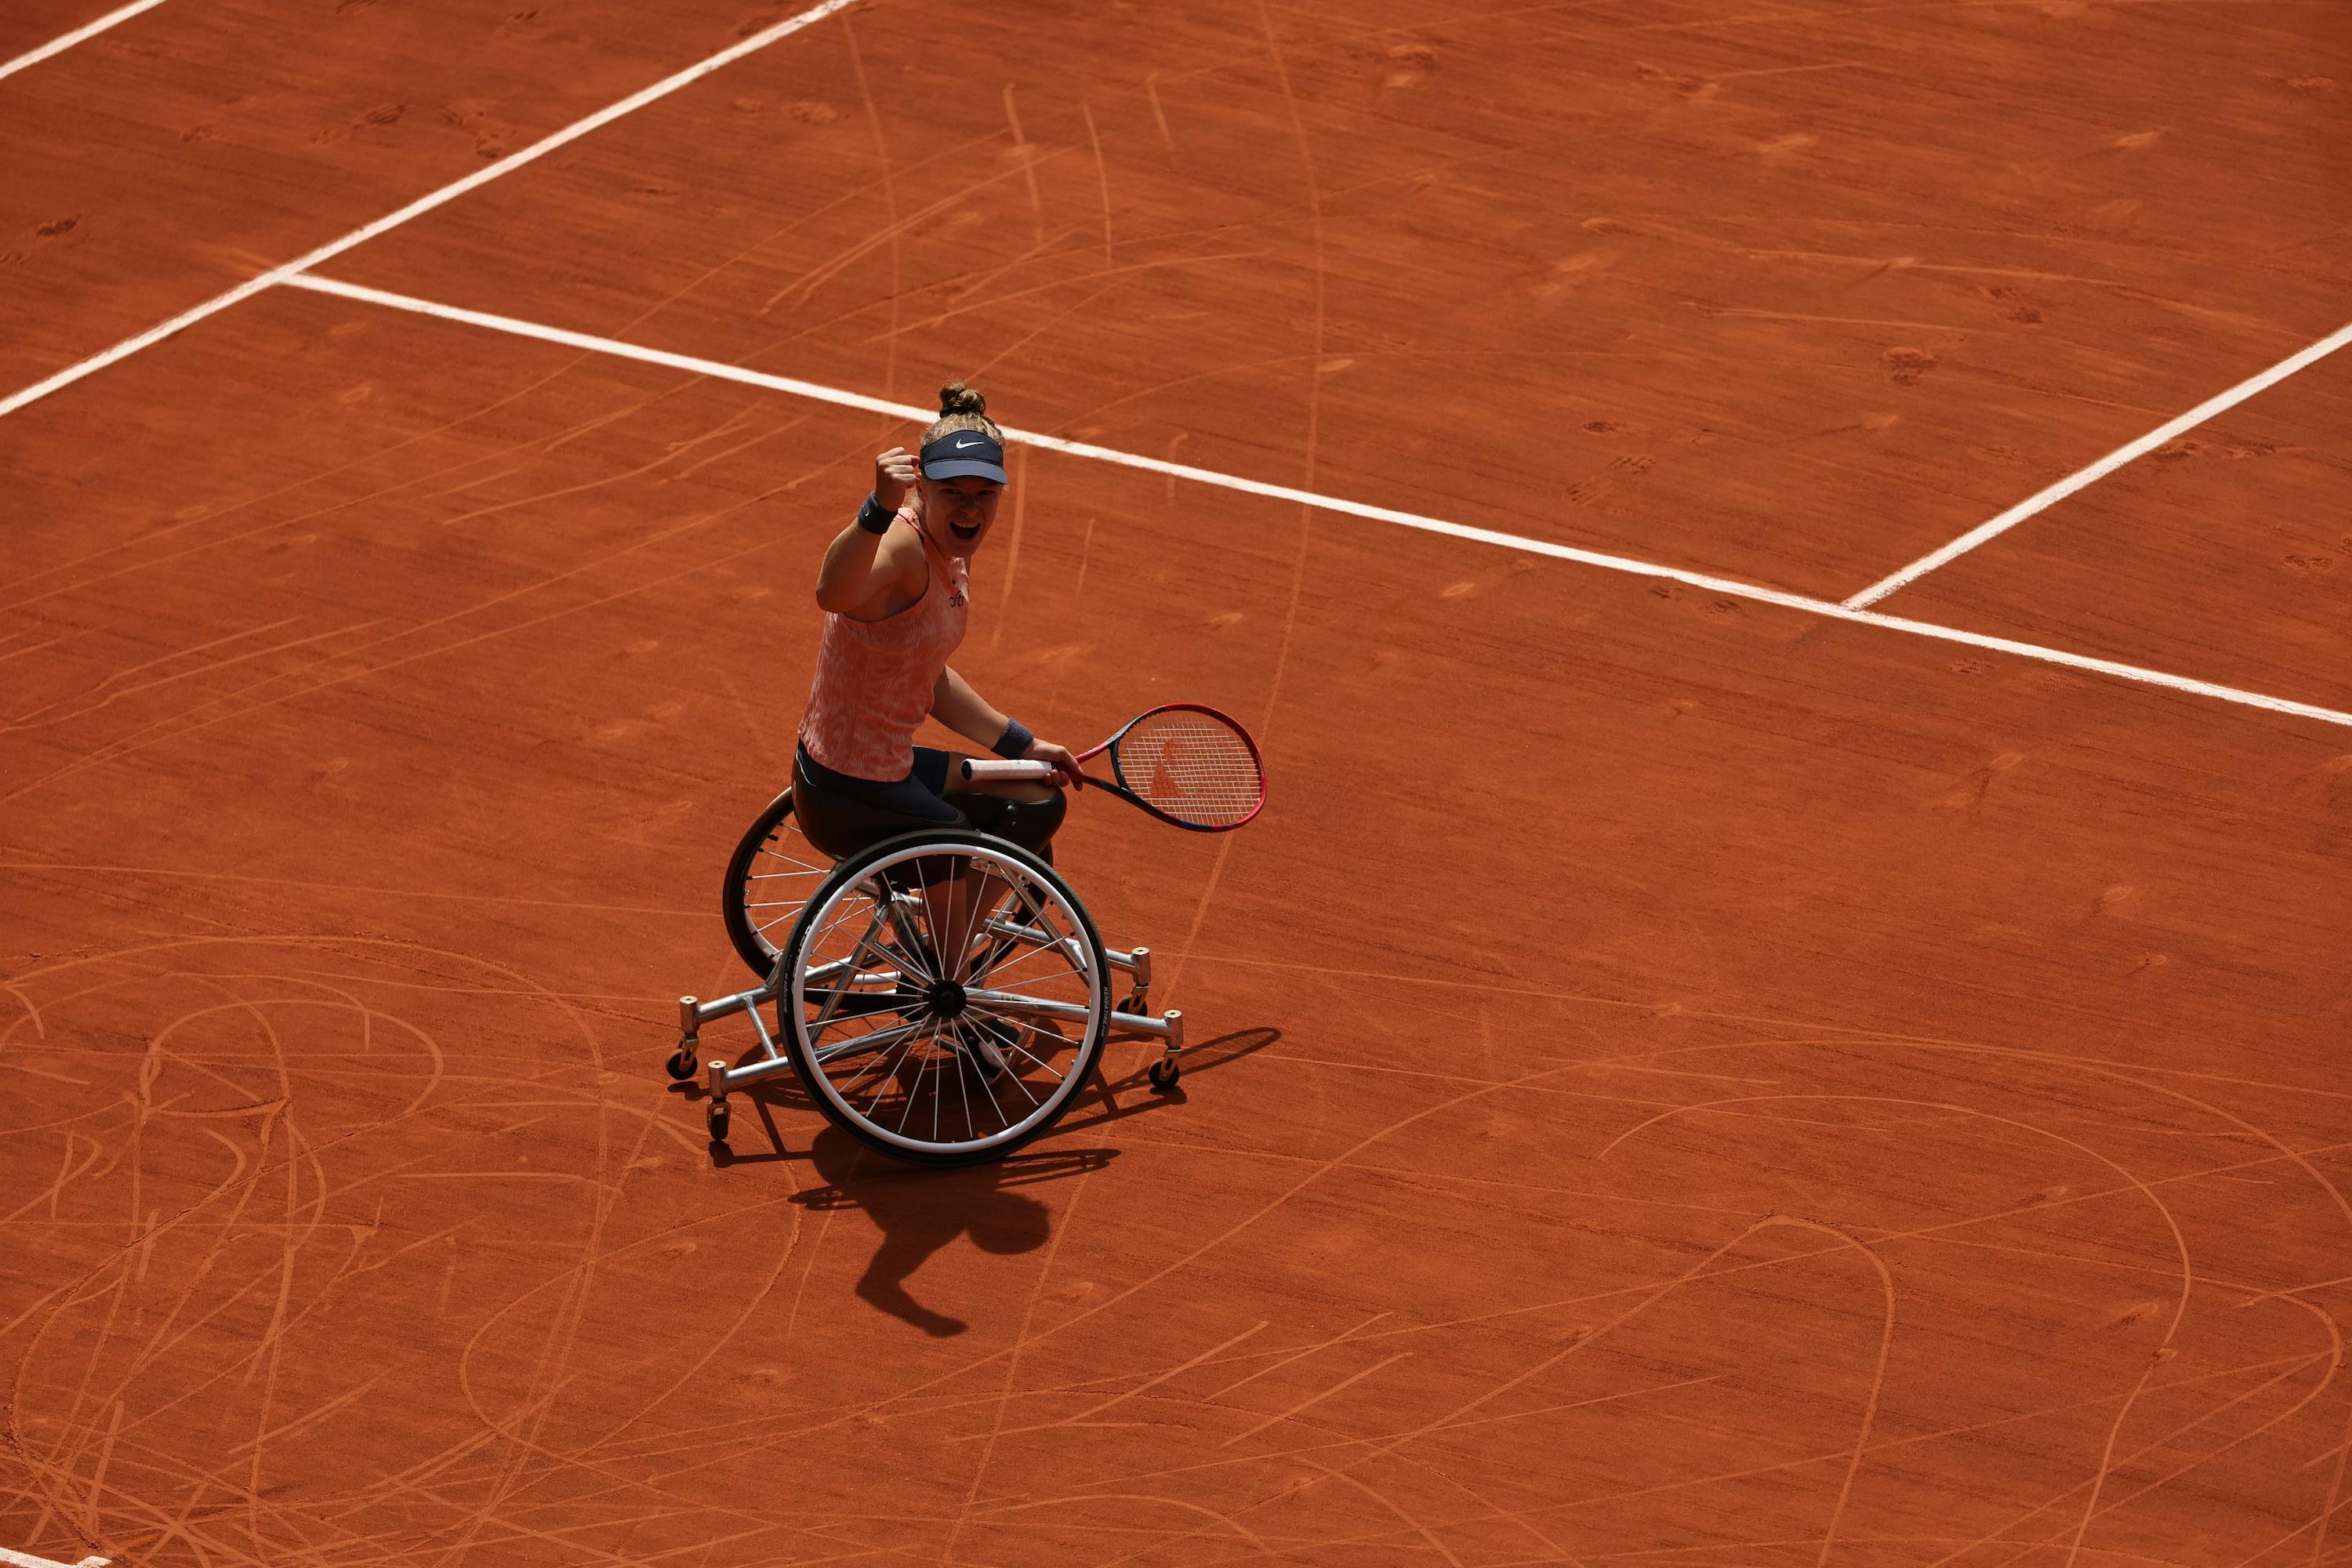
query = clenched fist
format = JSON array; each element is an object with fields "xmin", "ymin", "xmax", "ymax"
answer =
[{"xmin": 873, "ymin": 447, "xmax": 919, "ymax": 514}]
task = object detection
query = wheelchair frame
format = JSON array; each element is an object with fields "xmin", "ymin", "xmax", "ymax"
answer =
[{"xmin": 674, "ymin": 829, "xmax": 1185, "ymax": 1153}]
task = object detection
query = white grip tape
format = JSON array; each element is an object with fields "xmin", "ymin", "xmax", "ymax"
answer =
[{"xmin": 960, "ymin": 759, "xmax": 1058, "ymax": 782}]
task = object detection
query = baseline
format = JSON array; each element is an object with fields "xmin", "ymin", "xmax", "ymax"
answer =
[
  {"xmin": 0, "ymin": 0, "xmax": 856, "ymax": 419},
  {"xmin": 1845, "ymin": 319, "xmax": 2352, "ymax": 608},
  {"xmin": 279, "ymin": 270, "xmax": 2352, "ymax": 734},
  {"xmin": 0, "ymin": 0, "xmax": 165, "ymax": 83}
]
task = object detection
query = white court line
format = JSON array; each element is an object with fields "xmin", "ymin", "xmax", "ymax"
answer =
[
  {"xmin": 0, "ymin": 0, "xmax": 166, "ymax": 83},
  {"xmin": 0, "ymin": 0, "xmax": 858, "ymax": 420},
  {"xmin": 279, "ymin": 270, "xmax": 2352, "ymax": 732},
  {"xmin": 1845, "ymin": 319, "xmax": 2352, "ymax": 608},
  {"xmin": 0, "ymin": 1547, "xmax": 110, "ymax": 1568}
]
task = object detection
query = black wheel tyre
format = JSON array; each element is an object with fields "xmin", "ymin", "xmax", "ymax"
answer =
[
  {"xmin": 707, "ymin": 1101, "xmax": 730, "ymax": 1141},
  {"xmin": 666, "ymin": 1048, "xmax": 699, "ymax": 1082},
  {"xmin": 1148, "ymin": 1058, "xmax": 1181, "ymax": 1092},
  {"xmin": 721, "ymin": 788, "xmax": 826, "ymax": 981}
]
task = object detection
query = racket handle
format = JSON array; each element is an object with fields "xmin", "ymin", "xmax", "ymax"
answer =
[{"xmin": 960, "ymin": 759, "xmax": 1059, "ymax": 782}]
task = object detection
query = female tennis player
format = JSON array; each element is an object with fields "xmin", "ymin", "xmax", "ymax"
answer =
[{"xmin": 793, "ymin": 382, "xmax": 1079, "ymax": 878}]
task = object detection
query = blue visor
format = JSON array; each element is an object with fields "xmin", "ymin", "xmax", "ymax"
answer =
[{"xmin": 920, "ymin": 429, "xmax": 1007, "ymax": 484}]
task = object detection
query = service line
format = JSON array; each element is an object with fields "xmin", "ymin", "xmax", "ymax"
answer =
[
  {"xmin": 1846, "ymin": 319, "xmax": 2352, "ymax": 608},
  {"xmin": 0, "ymin": 0, "xmax": 167, "ymax": 83},
  {"xmin": 278, "ymin": 270, "xmax": 2352, "ymax": 733},
  {"xmin": 0, "ymin": 0, "xmax": 858, "ymax": 419}
]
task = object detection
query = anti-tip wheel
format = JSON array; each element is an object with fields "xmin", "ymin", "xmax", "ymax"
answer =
[
  {"xmin": 1147, "ymin": 1057, "xmax": 1181, "ymax": 1092},
  {"xmin": 666, "ymin": 1047, "xmax": 699, "ymax": 1082},
  {"xmin": 707, "ymin": 1100, "xmax": 731, "ymax": 1141}
]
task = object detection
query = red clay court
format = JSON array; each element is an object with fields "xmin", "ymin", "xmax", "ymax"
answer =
[{"xmin": 4, "ymin": 2, "xmax": 2350, "ymax": 1563}]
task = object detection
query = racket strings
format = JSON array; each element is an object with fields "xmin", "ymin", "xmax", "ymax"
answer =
[{"xmin": 1113, "ymin": 713, "xmax": 1261, "ymax": 826}]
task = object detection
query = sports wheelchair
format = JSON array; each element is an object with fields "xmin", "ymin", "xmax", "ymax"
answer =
[{"xmin": 667, "ymin": 787, "xmax": 1184, "ymax": 1167}]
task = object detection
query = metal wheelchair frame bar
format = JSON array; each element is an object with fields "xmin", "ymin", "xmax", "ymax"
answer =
[{"xmin": 679, "ymin": 937, "xmax": 1181, "ymax": 1102}]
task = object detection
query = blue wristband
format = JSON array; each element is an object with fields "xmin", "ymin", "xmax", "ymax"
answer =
[
  {"xmin": 856, "ymin": 493, "xmax": 893, "ymax": 535},
  {"xmin": 993, "ymin": 719, "xmax": 1034, "ymax": 760}
]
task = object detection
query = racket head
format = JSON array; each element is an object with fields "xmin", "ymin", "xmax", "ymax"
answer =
[{"xmin": 1096, "ymin": 703, "xmax": 1265, "ymax": 832}]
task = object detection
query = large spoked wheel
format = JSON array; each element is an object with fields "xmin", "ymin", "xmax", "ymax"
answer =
[
  {"xmin": 779, "ymin": 829, "xmax": 1111, "ymax": 1167},
  {"xmin": 721, "ymin": 788, "xmax": 827, "ymax": 980}
]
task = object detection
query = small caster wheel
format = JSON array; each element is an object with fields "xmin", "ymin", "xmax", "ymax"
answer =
[
  {"xmin": 1119, "ymin": 994, "xmax": 1145, "ymax": 1017},
  {"xmin": 707, "ymin": 1100, "xmax": 731, "ymax": 1141},
  {"xmin": 1147, "ymin": 1057, "xmax": 1181, "ymax": 1092},
  {"xmin": 666, "ymin": 1047, "xmax": 699, "ymax": 1082}
]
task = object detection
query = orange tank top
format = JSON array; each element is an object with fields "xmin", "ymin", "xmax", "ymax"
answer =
[{"xmin": 797, "ymin": 510, "xmax": 971, "ymax": 782}]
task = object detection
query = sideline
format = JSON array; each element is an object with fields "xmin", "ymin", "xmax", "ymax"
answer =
[
  {"xmin": 0, "ymin": 0, "xmax": 859, "ymax": 419},
  {"xmin": 0, "ymin": 0, "xmax": 167, "ymax": 84}
]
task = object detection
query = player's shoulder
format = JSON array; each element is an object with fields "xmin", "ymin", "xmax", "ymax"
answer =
[{"xmin": 880, "ymin": 517, "xmax": 929, "ymax": 576}]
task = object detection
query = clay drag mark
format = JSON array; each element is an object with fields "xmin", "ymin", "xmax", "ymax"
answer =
[
  {"xmin": 0, "ymin": 929, "xmax": 1036, "ymax": 1566},
  {"xmin": 2, "ymin": 297, "xmax": 2349, "ymax": 1561},
  {"xmin": 6, "ymin": 941, "xmax": 2349, "ymax": 1563},
  {"xmin": 3, "ymin": 0, "xmax": 2350, "ymax": 1560},
  {"xmin": 326, "ymin": 0, "xmax": 2352, "ymax": 605},
  {"xmin": 0, "ymin": 0, "xmax": 828, "ymax": 395}
]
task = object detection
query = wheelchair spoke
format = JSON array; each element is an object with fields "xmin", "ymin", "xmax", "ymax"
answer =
[
  {"xmin": 833, "ymin": 885, "xmax": 937, "ymax": 989},
  {"xmin": 968, "ymin": 938, "xmax": 1074, "ymax": 993},
  {"xmin": 948, "ymin": 1019, "xmax": 971, "ymax": 1141},
  {"xmin": 979, "ymin": 903, "xmax": 1087, "ymax": 984},
  {"xmin": 962, "ymin": 931, "xmax": 1019, "ymax": 982},
  {"xmin": 884, "ymin": 891, "xmax": 940, "ymax": 985},
  {"xmin": 800, "ymin": 891, "xmax": 871, "ymax": 960},
  {"xmin": 858, "ymin": 1030, "xmax": 917, "ymax": 1120},
  {"xmin": 798, "ymin": 901, "xmax": 901, "ymax": 1044},
  {"xmin": 810, "ymin": 1017, "xmax": 926, "ymax": 1066},
  {"xmin": 891, "ymin": 1029, "xmax": 934, "ymax": 1138},
  {"xmin": 960, "ymin": 1005, "xmax": 1065, "ymax": 1077},
  {"xmin": 856, "ymin": 1020, "xmax": 936, "ymax": 1128},
  {"xmin": 779, "ymin": 835, "xmax": 1109, "ymax": 1162},
  {"xmin": 727, "ymin": 822, "xmax": 829, "ymax": 971},
  {"xmin": 981, "ymin": 1018, "xmax": 1047, "ymax": 1109},
  {"xmin": 830, "ymin": 1024, "xmax": 906, "ymax": 1102},
  {"xmin": 949, "ymin": 1017, "xmax": 1025, "ymax": 1121}
]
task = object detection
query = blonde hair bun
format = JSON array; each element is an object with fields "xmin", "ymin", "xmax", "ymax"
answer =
[{"xmin": 938, "ymin": 383, "xmax": 987, "ymax": 418}]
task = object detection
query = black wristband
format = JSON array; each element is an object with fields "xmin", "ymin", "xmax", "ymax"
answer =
[
  {"xmin": 992, "ymin": 719, "xmax": 1034, "ymax": 760},
  {"xmin": 855, "ymin": 493, "xmax": 894, "ymax": 535}
]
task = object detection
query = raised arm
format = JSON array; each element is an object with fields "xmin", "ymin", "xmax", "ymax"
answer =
[{"xmin": 815, "ymin": 447, "xmax": 921, "ymax": 614}]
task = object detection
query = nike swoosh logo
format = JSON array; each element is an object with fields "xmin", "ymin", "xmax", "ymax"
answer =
[{"xmin": 953, "ymin": 437, "xmax": 985, "ymax": 450}]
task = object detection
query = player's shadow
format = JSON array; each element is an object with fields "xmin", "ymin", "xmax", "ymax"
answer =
[
  {"xmin": 789, "ymin": 1123, "xmax": 1115, "ymax": 1338},
  {"xmin": 672, "ymin": 1023, "xmax": 1276, "ymax": 1334}
]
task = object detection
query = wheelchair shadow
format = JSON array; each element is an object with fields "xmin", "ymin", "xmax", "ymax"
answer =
[
  {"xmin": 1046, "ymin": 1025, "xmax": 1283, "ymax": 1142},
  {"xmin": 786, "ymin": 1123, "xmax": 1116, "ymax": 1338},
  {"xmin": 662, "ymin": 1025, "xmax": 1274, "ymax": 1337}
]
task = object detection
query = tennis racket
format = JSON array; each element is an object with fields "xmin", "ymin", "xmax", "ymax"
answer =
[{"xmin": 959, "ymin": 702, "xmax": 1265, "ymax": 833}]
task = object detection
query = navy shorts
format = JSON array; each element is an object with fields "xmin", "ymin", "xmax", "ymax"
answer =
[
  {"xmin": 793, "ymin": 743, "xmax": 960, "ymax": 863},
  {"xmin": 793, "ymin": 742, "xmax": 1065, "ymax": 867}
]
